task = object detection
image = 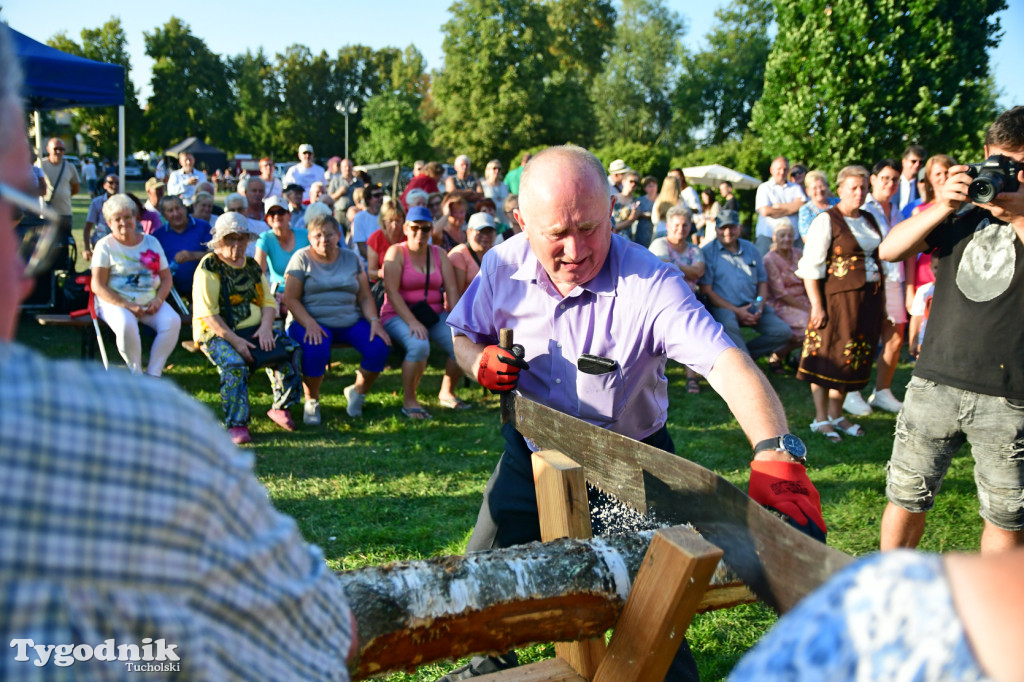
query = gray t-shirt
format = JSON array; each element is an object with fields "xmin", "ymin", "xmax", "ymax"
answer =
[{"xmin": 284, "ymin": 246, "xmax": 364, "ymax": 329}]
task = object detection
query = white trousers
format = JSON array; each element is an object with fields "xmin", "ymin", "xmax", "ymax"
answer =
[{"xmin": 95, "ymin": 299, "xmax": 181, "ymax": 376}]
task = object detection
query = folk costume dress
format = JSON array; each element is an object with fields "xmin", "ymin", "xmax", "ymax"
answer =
[{"xmin": 796, "ymin": 207, "xmax": 885, "ymax": 392}]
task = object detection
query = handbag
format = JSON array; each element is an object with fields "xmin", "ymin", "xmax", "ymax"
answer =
[
  {"xmin": 234, "ymin": 325, "xmax": 293, "ymax": 369},
  {"xmin": 370, "ymin": 278, "xmax": 386, "ymax": 313},
  {"xmin": 407, "ymin": 246, "xmax": 441, "ymax": 328}
]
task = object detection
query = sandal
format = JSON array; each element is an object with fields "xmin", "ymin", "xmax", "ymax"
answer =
[
  {"xmin": 767, "ymin": 353, "xmax": 786, "ymax": 374},
  {"xmin": 830, "ymin": 416, "xmax": 864, "ymax": 437},
  {"xmin": 810, "ymin": 419, "xmax": 842, "ymax": 443},
  {"xmin": 401, "ymin": 406, "xmax": 432, "ymax": 420},
  {"xmin": 439, "ymin": 396, "xmax": 472, "ymax": 410},
  {"xmin": 686, "ymin": 377, "xmax": 701, "ymax": 394}
]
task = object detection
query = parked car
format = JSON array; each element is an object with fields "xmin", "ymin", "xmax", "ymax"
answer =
[{"xmin": 123, "ymin": 160, "xmax": 144, "ymax": 179}]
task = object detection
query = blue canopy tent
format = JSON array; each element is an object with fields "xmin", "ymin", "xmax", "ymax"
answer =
[{"xmin": 9, "ymin": 27, "xmax": 128, "ymax": 185}]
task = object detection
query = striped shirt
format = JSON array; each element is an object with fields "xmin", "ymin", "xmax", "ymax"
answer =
[{"xmin": 0, "ymin": 343, "xmax": 352, "ymax": 680}]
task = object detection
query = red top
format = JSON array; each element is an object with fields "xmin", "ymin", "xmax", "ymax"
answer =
[{"xmin": 400, "ymin": 175, "xmax": 440, "ymax": 209}]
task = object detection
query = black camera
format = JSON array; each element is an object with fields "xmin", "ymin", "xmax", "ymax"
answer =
[{"xmin": 965, "ymin": 154, "xmax": 1021, "ymax": 203}]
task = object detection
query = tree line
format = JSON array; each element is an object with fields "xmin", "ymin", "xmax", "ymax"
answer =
[{"xmin": 44, "ymin": 0, "xmax": 1006, "ymax": 181}]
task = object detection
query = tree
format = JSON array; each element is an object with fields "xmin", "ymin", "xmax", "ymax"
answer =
[
  {"xmin": 142, "ymin": 17, "xmax": 233, "ymax": 152},
  {"xmin": 47, "ymin": 17, "xmax": 144, "ymax": 158},
  {"xmin": 275, "ymin": 45, "xmax": 341, "ymax": 158},
  {"xmin": 226, "ymin": 49, "xmax": 281, "ymax": 156},
  {"xmin": 542, "ymin": 0, "xmax": 616, "ymax": 146},
  {"xmin": 356, "ymin": 91, "xmax": 433, "ymax": 165},
  {"xmin": 751, "ymin": 0, "xmax": 1005, "ymax": 176},
  {"xmin": 589, "ymin": 0, "xmax": 686, "ymax": 147},
  {"xmin": 675, "ymin": 0, "xmax": 774, "ymax": 146},
  {"xmin": 432, "ymin": 0, "xmax": 556, "ymax": 165}
]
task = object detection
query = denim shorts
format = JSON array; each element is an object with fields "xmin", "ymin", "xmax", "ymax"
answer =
[{"xmin": 886, "ymin": 376, "xmax": 1024, "ymax": 530}]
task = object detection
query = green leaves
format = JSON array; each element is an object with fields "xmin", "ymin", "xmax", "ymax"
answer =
[
  {"xmin": 752, "ymin": 0, "xmax": 1005, "ymax": 177},
  {"xmin": 46, "ymin": 17, "xmax": 144, "ymax": 159}
]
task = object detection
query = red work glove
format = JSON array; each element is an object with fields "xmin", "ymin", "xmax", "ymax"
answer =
[
  {"xmin": 749, "ymin": 460, "xmax": 827, "ymax": 543},
  {"xmin": 477, "ymin": 344, "xmax": 529, "ymax": 392}
]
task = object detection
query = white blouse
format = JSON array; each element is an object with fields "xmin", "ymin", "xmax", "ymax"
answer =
[{"xmin": 795, "ymin": 210, "xmax": 881, "ymax": 282}]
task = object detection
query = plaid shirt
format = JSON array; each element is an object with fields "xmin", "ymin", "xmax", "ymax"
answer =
[{"xmin": 0, "ymin": 343, "xmax": 352, "ymax": 680}]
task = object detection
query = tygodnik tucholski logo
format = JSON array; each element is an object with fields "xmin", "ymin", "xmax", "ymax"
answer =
[{"xmin": 10, "ymin": 638, "xmax": 181, "ymax": 671}]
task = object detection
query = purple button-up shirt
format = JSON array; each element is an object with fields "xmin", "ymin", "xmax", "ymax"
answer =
[{"xmin": 448, "ymin": 233, "xmax": 735, "ymax": 440}]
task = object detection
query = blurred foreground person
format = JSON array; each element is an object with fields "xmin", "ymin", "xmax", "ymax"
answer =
[{"xmin": 0, "ymin": 25, "xmax": 355, "ymax": 679}]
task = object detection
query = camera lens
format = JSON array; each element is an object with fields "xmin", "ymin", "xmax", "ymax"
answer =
[{"xmin": 969, "ymin": 175, "xmax": 1002, "ymax": 203}]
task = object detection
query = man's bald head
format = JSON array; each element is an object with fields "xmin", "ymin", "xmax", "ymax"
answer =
[{"xmin": 518, "ymin": 145, "xmax": 608, "ymax": 219}]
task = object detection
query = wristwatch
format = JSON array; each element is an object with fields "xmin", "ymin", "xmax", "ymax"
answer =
[{"xmin": 752, "ymin": 434, "xmax": 807, "ymax": 462}]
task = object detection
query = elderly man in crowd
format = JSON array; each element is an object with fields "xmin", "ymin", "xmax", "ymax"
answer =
[
  {"xmin": 82, "ymin": 173, "xmax": 119, "ymax": 258},
  {"xmin": 328, "ymin": 157, "xmax": 363, "ymax": 212},
  {"xmin": 245, "ymin": 176, "xmax": 267, "ymax": 230},
  {"xmin": 167, "ymin": 152, "xmax": 207, "ymax": 207},
  {"xmin": 154, "ymin": 194, "xmax": 212, "ymax": 297},
  {"xmin": 36, "ymin": 136, "xmax": 80, "ymax": 235},
  {"xmin": 0, "ymin": 26, "xmax": 357, "ymax": 678},
  {"xmin": 144, "ymin": 176, "xmax": 165, "ymax": 213},
  {"xmin": 283, "ymin": 144, "xmax": 325, "ymax": 200},
  {"xmin": 445, "ymin": 144, "xmax": 824, "ymax": 681},
  {"xmin": 754, "ymin": 156, "xmax": 806, "ymax": 255},
  {"xmin": 700, "ymin": 209, "xmax": 793, "ymax": 361}
]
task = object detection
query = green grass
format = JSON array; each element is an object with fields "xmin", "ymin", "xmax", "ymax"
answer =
[{"xmin": 18, "ymin": 193, "xmax": 984, "ymax": 680}]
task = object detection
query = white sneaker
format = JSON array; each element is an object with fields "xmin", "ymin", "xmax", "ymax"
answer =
[
  {"xmin": 303, "ymin": 399, "xmax": 321, "ymax": 425},
  {"xmin": 868, "ymin": 388, "xmax": 903, "ymax": 413},
  {"xmin": 344, "ymin": 385, "xmax": 365, "ymax": 418},
  {"xmin": 843, "ymin": 391, "xmax": 873, "ymax": 416}
]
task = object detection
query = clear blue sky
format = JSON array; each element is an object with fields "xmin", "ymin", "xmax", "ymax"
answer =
[{"xmin": 6, "ymin": 1, "xmax": 1023, "ymax": 117}]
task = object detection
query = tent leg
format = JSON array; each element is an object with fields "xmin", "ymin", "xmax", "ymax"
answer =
[{"xmin": 118, "ymin": 106, "xmax": 125, "ymax": 188}]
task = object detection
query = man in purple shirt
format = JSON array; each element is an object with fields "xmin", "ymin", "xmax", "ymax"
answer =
[{"xmin": 445, "ymin": 145, "xmax": 825, "ymax": 681}]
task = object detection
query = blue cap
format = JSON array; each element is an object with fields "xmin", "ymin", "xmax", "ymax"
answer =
[{"xmin": 406, "ymin": 205, "xmax": 433, "ymax": 223}]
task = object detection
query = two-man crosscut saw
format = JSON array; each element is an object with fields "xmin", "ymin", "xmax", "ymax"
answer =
[{"xmin": 508, "ymin": 392, "xmax": 853, "ymax": 613}]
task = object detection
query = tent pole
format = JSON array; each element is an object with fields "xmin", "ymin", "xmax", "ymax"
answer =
[
  {"xmin": 118, "ymin": 106, "xmax": 125, "ymax": 188},
  {"xmin": 33, "ymin": 110, "xmax": 42, "ymax": 156}
]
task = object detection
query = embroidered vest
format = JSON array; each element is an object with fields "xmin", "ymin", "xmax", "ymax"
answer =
[
  {"xmin": 199, "ymin": 255, "xmax": 265, "ymax": 329},
  {"xmin": 823, "ymin": 207, "xmax": 882, "ymax": 295}
]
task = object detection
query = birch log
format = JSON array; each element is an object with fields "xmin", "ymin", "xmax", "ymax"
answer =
[{"xmin": 339, "ymin": 529, "xmax": 755, "ymax": 679}]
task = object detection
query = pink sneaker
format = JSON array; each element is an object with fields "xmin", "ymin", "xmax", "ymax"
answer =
[
  {"xmin": 267, "ymin": 409, "xmax": 296, "ymax": 432},
  {"xmin": 228, "ymin": 426, "xmax": 251, "ymax": 444}
]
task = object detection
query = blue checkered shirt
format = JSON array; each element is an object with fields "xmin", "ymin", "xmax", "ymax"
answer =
[{"xmin": 0, "ymin": 343, "xmax": 352, "ymax": 680}]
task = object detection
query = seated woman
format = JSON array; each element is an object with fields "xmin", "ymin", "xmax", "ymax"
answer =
[
  {"xmin": 366, "ymin": 200, "xmax": 406, "ymax": 284},
  {"xmin": 762, "ymin": 223, "xmax": 810, "ymax": 371},
  {"xmin": 448, "ymin": 211, "xmax": 497, "ymax": 296},
  {"xmin": 192, "ymin": 212, "xmax": 302, "ymax": 444},
  {"xmin": 283, "ymin": 214, "xmax": 391, "ymax": 423},
  {"xmin": 255, "ymin": 195, "xmax": 310, "ymax": 302},
  {"xmin": 382, "ymin": 209, "xmax": 465, "ymax": 419},
  {"xmin": 91, "ymin": 193, "xmax": 181, "ymax": 377},
  {"xmin": 648, "ymin": 205, "xmax": 705, "ymax": 394}
]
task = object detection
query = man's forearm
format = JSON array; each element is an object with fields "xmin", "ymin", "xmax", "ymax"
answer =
[
  {"xmin": 453, "ymin": 333, "xmax": 487, "ymax": 378},
  {"xmin": 705, "ymin": 347, "xmax": 790, "ymax": 455}
]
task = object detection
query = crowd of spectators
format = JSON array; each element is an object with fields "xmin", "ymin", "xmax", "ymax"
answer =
[{"xmin": 63, "ymin": 144, "xmax": 957, "ymax": 442}]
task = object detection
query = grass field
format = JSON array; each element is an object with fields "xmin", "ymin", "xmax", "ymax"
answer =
[{"xmin": 15, "ymin": 192, "xmax": 985, "ymax": 680}]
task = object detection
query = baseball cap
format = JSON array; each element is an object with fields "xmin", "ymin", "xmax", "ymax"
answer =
[
  {"xmin": 145, "ymin": 177, "xmax": 165, "ymax": 191},
  {"xmin": 264, "ymin": 195, "xmax": 289, "ymax": 216},
  {"xmin": 716, "ymin": 210, "xmax": 740, "ymax": 229},
  {"xmin": 467, "ymin": 212, "xmax": 496, "ymax": 231},
  {"xmin": 298, "ymin": 144, "xmax": 314, "ymax": 155},
  {"xmin": 406, "ymin": 206, "xmax": 433, "ymax": 223}
]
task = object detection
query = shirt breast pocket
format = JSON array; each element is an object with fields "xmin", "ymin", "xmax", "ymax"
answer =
[{"xmin": 576, "ymin": 367, "xmax": 623, "ymax": 425}]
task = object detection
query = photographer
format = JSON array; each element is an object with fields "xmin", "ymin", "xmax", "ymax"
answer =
[{"xmin": 878, "ymin": 106, "xmax": 1024, "ymax": 555}]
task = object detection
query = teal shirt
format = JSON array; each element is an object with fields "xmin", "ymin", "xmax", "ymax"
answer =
[{"xmin": 256, "ymin": 228, "xmax": 310, "ymax": 287}]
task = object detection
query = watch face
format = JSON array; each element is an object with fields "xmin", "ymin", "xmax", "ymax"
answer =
[{"xmin": 781, "ymin": 433, "xmax": 807, "ymax": 459}]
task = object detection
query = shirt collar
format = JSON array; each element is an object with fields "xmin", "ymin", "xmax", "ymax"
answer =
[{"xmin": 511, "ymin": 234, "xmax": 620, "ymax": 298}]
